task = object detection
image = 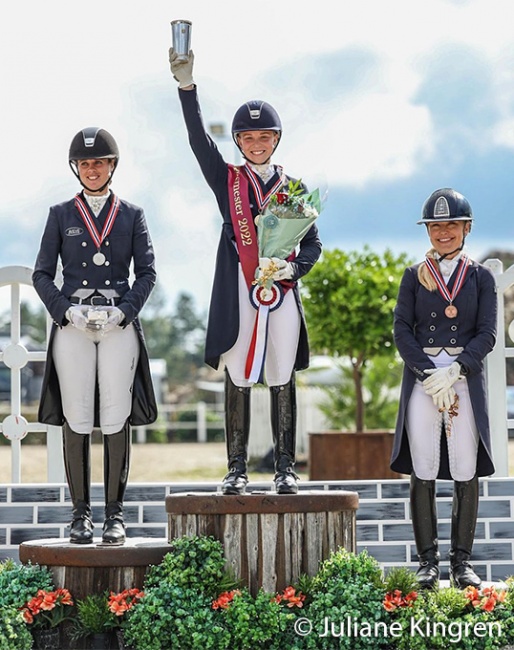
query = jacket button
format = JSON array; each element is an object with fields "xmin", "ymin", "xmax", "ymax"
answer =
[
  {"xmin": 82, "ymin": 262, "xmax": 87, "ymax": 267},
  {"xmin": 431, "ymin": 312, "xmax": 437, "ymax": 318},
  {"xmin": 82, "ymin": 241, "xmax": 87, "ymax": 247},
  {"xmin": 82, "ymin": 280, "xmax": 88, "ymax": 286},
  {"xmin": 105, "ymin": 261, "xmax": 110, "ymax": 266},
  {"xmin": 450, "ymin": 338, "xmax": 456, "ymax": 344},
  {"xmin": 451, "ymin": 325, "xmax": 457, "ymax": 331},
  {"xmin": 428, "ymin": 338, "xmax": 434, "ymax": 344},
  {"xmin": 105, "ymin": 280, "xmax": 111, "ymax": 286},
  {"xmin": 429, "ymin": 325, "xmax": 436, "ymax": 331},
  {"xmin": 105, "ymin": 240, "xmax": 110, "ymax": 246}
]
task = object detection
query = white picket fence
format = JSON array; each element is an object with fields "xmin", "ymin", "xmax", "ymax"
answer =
[{"xmin": 0, "ymin": 260, "xmax": 512, "ymax": 482}]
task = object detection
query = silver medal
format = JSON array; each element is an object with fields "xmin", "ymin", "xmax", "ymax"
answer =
[{"xmin": 93, "ymin": 252, "xmax": 106, "ymax": 266}]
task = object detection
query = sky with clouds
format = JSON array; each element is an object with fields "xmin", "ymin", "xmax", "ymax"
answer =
[{"xmin": 1, "ymin": 0, "xmax": 514, "ymax": 315}]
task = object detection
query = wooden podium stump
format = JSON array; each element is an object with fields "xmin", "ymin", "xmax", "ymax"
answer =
[
  {"xmin": 165, "ymin": 490, "xmax": 359, "ymax": 596},
  {"xmin": 19, "ymin": 537, "xmax": 170, "ymax": 600}
]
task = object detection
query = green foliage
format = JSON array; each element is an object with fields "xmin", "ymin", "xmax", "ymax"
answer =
[
  {"xmin": 301, "ymin": 549, "xmax": 389, "ymax": 649},
  {"xmin": 302, "ymin": 246, "xmax": 411, "ymax": 360},
  {"xmin": 220, "ymin": 589, "xmax": 295, "ymax": 650},
  {"xmin": 145, "ymin": 535, "xmax": 238, "ymax": 598},
  {"xmin": 0, "ymin": 560, "xmax": 53, "ymax": 610},
  {"xmin": 384, "ymin": 566, "xmax": 419, "ymax": 596},
  {"xmin": 123, "ymin": 584, "xmax": 230, "ymax": 650},
  {"xmin": 301, "ymin": 246, "xmax": 414, "ymax": 431},
  {"xmin": 312, "ymin": 548, "xmax": 384, "ymax": 592},
  {"xmin": 0, "ymin": 607, "xmax": 33, "ymax": 650},
  {"xmin": 71, "ymin": 592, "xmax": 117, "ymax": 638}
]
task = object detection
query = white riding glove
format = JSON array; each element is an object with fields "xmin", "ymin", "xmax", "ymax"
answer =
[
  {"xmin": 255, "ymin": 257, "xmax": 272, "ymax": 281},
  {"xmin": 169, "ymin": 48, "xmax": 195, "ymax": 88},
  {"xmin": 65, "ymin": 306, "xmax": 88, "ymax": 331},
  {"xmin": 432, "ymin": 386, "xmax": 457, "ymax": 411},
  {"xmin": 102, "ymin": 307, "xmax": 125, "ymax": 333},
  {"xmin": 270, "ymin": 257, "xmax": 294, "ymax": 281},
  {"xmin": 422, "ymin": 361, "xmax": 462, "ymax": 396}
]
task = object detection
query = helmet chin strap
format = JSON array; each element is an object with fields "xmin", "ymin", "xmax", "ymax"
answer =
[
  {"xmin": 69, "ymin": 161, "xmax": 116, "ymax": 194},
  {"xmin": 438, "ymin": 243, "xmax": 464, "ymax": 262}
]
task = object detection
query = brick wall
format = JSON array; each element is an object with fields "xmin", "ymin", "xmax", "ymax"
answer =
[{"xmin": 1, "ymin": 478, "xmax": 513, "ymax": 582}]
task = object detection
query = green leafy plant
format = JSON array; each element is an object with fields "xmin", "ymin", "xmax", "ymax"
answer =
[
  {"xmin": 123, "ymin": 583, "xmax": 230, "ymax": 650},
  {"xmin": 217, "ymin": 588, "xmax": 295, "ymax": 649},
  {"xmin": 70, "ymin": 591, "xmax": 117, "ymax": 638},
  {"xmin": 384, "ymin": 566, "xmax": 419, "ymax": 596},
  {"xmin": 124, "ymin": 536, "xmax": 239, "ymax": 650},
  {"xmin": 0, "ymin": 559, "xmax": 54, "ymax": 610},
  {"xmin": 145, "ymin": 535, "xmax": 239, "ymax": 597},
  {"xmin": 0, "ymin": 607, "xmax": 33, "ymax": 650},
  {"xmin": 305, "ymin": 548, "xmax": 390, "ymax": 649}
]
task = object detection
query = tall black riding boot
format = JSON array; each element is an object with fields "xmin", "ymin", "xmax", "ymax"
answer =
[
  {"xmin": 450, "ymin": 475, "xmax": 481, "ymax": 589},
  {"xmin": 270, "ymin": 376, "xmax": 299, "ymax": 495},
  {"xmin": 62, "ymin": 423, "xmax": 94, "ymax": 544},
  {"xmin": 222, "ymin": 371, "xmax": 251, "ymax": 495},
  {"xmin": 102, "ymin": 421, "xmax": 131, "ymax": 545},
  {"xmin": 410, "ymin": 474, "xmax": 440, "ymax": 589}
]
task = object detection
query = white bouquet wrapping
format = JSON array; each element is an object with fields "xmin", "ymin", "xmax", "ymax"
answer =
[{"xmin": 254, "ymin": 179, "xmax": 322, "ymax": 290}]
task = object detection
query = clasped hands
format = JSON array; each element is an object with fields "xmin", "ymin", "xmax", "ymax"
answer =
[
  {"xmin": 66, "ymin": 305, "xmax": 125, "ymax": 333},
  {"xmin": 422, "ymin": 361, "xmax": 462, "ymax": 411}
]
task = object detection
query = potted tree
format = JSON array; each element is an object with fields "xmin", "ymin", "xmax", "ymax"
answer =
[{"xmin": 301, "ymin": 246, "xmax": 413, "ymax": 480}]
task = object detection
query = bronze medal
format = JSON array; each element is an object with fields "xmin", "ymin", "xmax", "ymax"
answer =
[{"xmin": 445, "ymin": 304, "xmax": 458, "ymax": 318}]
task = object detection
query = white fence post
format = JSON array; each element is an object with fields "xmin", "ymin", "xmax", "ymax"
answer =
[
  {"xmin": 197, "ymin": 401, "xmax": 207, "ymax": 442},
  {"xmin": 485, "ymin": 259, "xmax": 510, "ymax": 477}
]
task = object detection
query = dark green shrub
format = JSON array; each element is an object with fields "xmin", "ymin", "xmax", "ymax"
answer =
[
  {"xmin": 0, "ymin": 559, "xmax": 53, "ymax": 609},
  {"xmin": 123, "ymin": 584, "xmax": 230, "ymax": 650},
  {"xmin": 145, "ymin": 535, "xmax": 237, "ymax": 597},
  {"xmin": 0, "ymin": 607, "xmax": 33, "ymax": 650}
]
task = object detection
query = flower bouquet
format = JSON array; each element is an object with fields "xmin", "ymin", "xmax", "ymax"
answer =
[{"xmin": 253, "ymin": 178, "xmax": 322, "ymax": 290}]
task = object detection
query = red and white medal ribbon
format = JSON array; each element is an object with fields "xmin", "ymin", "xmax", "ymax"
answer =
[
  {"xmin": 245, "ymin": 283, "xmax": 284, "ymax": 383},
  {"xmin": 243, "ymin": 163, "xmax": 287, "ymax": 211},
  {"xmin": 424, "ymin": 254, "xmax": 470, "ymax": 317},
  {"xmin": 74, "ymin": 193, "xmax": 121, "ymax": 253}
]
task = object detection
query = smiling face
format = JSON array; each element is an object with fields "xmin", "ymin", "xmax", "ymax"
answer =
[
  {"xmin": 236, "ymin": 130, "xmax": 279, "ymax": 164},
  {"xmin": 77, "ymin": 158, "xmax": 115, "ymax": 194},
  {"xmin": 427, "ymin": 220, "xmax": 470, "ymax": 258}
]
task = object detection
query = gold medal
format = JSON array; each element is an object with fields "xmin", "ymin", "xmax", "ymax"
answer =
[
  {"xmin": 445, "ymin": 304, "xmax": 458, "ymax": 318},
  {"xmin": 93, "ymin": 252, "xmax": 106, "ymax": 266}
]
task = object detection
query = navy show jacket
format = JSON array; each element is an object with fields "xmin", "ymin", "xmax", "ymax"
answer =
[
  {"xmin": 32, "ymin": 192, "xmax": 157, "ymax": 426},
  {"xmin": 178, "ymin": 87, "xmax": 322, "ymax": 371},
  {"xmin": 390, "ymin": 258, "xmax": 497, "ymax": 479}
]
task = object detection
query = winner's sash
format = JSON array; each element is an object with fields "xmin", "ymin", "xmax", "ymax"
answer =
[{"xmin": 227, "ymin": 165, "xmax": 288, "ymax": 384}]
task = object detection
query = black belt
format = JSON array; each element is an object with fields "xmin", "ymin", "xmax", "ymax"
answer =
[{"xmin": 70, "ymin": 296, "xmax": 120, "ymax": 306}]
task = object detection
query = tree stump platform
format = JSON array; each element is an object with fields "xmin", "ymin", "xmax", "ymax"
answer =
[
  {"xmin": 165, "ymin": 490, "xmax": 359, "ymax": 595},
  {"xmin": 19, "ymin": 537, "xmax": 170, "ymax": 600}
]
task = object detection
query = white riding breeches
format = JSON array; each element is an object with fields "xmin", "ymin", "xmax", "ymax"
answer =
[
  {"xmin": 53, "ymin": 323, "xmax": 140, "ymax": 434},
  {"xmin": 405, "ymin": 354, "xmax": 479, "ymax": 481},
  {"xmin": 221, "ymin": 263, "xmax": 301, "ymax": 388}
]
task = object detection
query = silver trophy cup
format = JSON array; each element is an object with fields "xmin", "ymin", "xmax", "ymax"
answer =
[{"xmin": 171, "ymin": 20, "xmax": 192, "ymax": 62}]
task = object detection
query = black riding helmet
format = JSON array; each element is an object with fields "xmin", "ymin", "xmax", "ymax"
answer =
[
  {"xmin": 418, "ymin": 188, "xmax": 473, "ymax": 260},
  {"xmin": 69, "ymin": 127, "xmax": 119, "ymax": 193},
  {"xmin": 418, "ymin": 188, "xmax": 473, "ymax": 225},
  {"xmin": 231, "ymin": 100, "xmax": 282, "ymax": 162}
]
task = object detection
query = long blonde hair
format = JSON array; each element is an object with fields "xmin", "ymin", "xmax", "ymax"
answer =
[{"xmin": 417, "ymin": 248, "xmax": 439, "ymax": 291}]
